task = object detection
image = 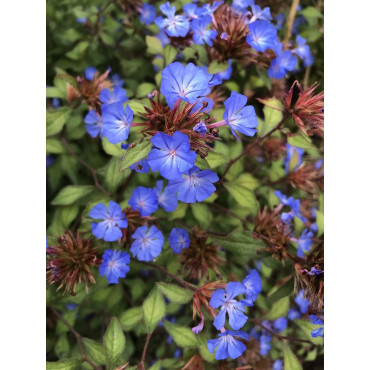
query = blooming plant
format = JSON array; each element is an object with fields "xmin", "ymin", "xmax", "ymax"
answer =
[{"xmin": 46, "ymin": 0, "xmax": 324, "ymax": 369}]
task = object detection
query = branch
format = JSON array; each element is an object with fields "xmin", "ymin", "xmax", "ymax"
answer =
[
  {"xmin": 138, "ymin": 333, "xmax": 152, "ymax": 370},
  {"xmin": 283, "ymin": 0, "xmax": 301, "ymax": 44},
  {"xmin": 61, "ymin": 137, "xmax": 112, "ymax": 198},
  {"xmin": 137, "ymin": 261, "xmax": 197, "ymax": 291},
  {"xmin": 219, "ymin": 114, "xmax": 289, "ymax": 183},
  {"xmin": 249, "ymin": 318, "xmax": 314, "ymax": 345},
  {"xmin": 51, "ymin": 308, "xmax": 101, "ymax": 370}
]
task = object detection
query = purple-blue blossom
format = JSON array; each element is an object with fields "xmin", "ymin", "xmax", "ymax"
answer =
[
  {"xmin": 85, "ymin": 67, "xmax": 97, "ymax": 80},
  {"xmin": 155, "ymin": 2, "xmax": 190, "ymax": 38},
  {"xmin": 140, "ymin": 3, "xmax": 156, "ymax": 25},
  {"xmin": 246, "ymin": 20, "xmax": 277, "ymax": 52},
  {"xmin": 130, "ymin": 225, "xmax": 164, "ymax": 261},
  {"xmin": 191, "ymin": 15, "xmax": 217, "ymax": 46},
  {"xmin": 99, "ymin": 249, "xmax": 130, "ymax": 284},
  {"xmin": 284, "ymin": 143, "xmax": 304, "ymax": 173},
  {"xmin": 84, "ymin": 110, "xmax": 103, "ymax": 138},
  {"xmin": 241, "ymin": 269, "xmax": 262, "ymax": 305},
  {"xmin": 297, "ymin": 228, "xmax": 314, "ymax": 257},
  {"xmin": 295, "ymin": 290, "xmax": 310, "ymax": 314},
  {"xmin": 130, "ymin": 159, "xmax": 150, "ymax": 173},
  {"xmin": 100, "ymin": 86, "xmax": 128, "ymax": 106},
  {"xmin": 128, "ymin": 186, "xmax": 158, "ymax": 217},
  {"xmin": 309, "ymin": 315, "xmax": 324, "ymax": 337},
  {"xmin": 207, "ymin": 330, "xmax": 249, "ymax": 360},
  {"xmin": 169, "ymin": 228, "xmax": 190, "ymax": 253},
  {"xmin": 153, "ymin": 180, "xmax": 178, "ymax": 212}
]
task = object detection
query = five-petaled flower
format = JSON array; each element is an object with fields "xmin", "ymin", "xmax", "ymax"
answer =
[
  {"xmin": 241, "ymin": 269, "xmax": 262, "ymax": 305},
  {"xmin": 130, "ymin": 225, "xmax": 164, "ymax": 261},
  {"xmin": 155, "ymin": 2, "xmax": 190, "ymax": 37},
  {"xmin": 89, "ymin": 201, "xmax": 128, "ymax": 242},
  {"xmin": 84, "ymin": 110, "xmax": 103, "ymax": 138},
  {"xmin": 207, "ymin": 330, "xmax": 249, "ymax": 360},
  {"xmin": 153, "ymin": 180, "xmax": 178, "ymax": 212},
  {"xmin": 246, "ymin": 20, "xmax": 277, "ymax": 52},
  {"xmin": 99, "ymin": 249, "xmax": 130, "ymax": 284},
  {"xmin": 169, "ymin": 228, "xmax": 190, "ymax": 253},
  {"xmin": 128, "ymin": 186, "xmax": 158, "ymax": 216}
]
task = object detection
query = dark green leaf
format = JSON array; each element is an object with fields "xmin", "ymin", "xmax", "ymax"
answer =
[
  {"xmin": 82, "ymin": 338, "xmax": 106, "ymax": 366},
  {"xmin": 119, "ymin": 140, "xmax": 152, "ymax": 172},
  {"xmin": 46, "ymin": 108, "xmax": 71, "ymax": 137},
  {"xmin": 287, "ymin": 134, "xmax": 315, "ymax": 149},
  {"xmin": 282, "ymin": 343, "xmax": 303, "ymax": 370},
  {"xmin": 268, "ymin": 278, "xmax": 294, "ymax": 304},
  {"xmin": 265, "ymin": 296, "xmax": 290, "ymax": 320},
  {"xmin": 46, "ymin": 359, "xmax": 83, "ymax": 370},
  {"xmin": 163, "ymin": 321, "xmax": 199, "ymax": 347},
  {"xmin": 52, "ymin": 185, "xmax": 95, "ymax": 206},
  {"xmin": 119, "ymin": 307, "xmax": 144, "ymax": 331}
]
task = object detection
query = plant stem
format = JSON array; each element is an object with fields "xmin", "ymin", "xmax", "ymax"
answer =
[
  {"xmin": 137, "ymin": 261, "xmax": 197, "ymax": 291},
  {"xmin": 249, "ymin": 318, "xmax": 314, "ymax": 345},
  {"xmin": 51, "ymin": 308, "xmax": 101, "ymax": 370},
  {"xmin": 219, "ymin": 114, "xmax": 289, "ymax": 183},
  {"xmin": 61, "ymin": 137, "xmax": 113, "ymax": 198},
  {"xmin": 283, "ymin": 0, "xmax": 301, "ymax": 44},
  {"xmin": 138, "ymin": 333, "xmax": 152, "ymax": 370}
]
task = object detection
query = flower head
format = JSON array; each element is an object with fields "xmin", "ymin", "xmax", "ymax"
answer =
[
  {"xmin": 99, "ymin": 249, "xmax": 130, "ymax": 284},
  {"xmin": 273, "ymin": 359, "xmax": 283, "ymax": 370},
  {"xmin": 207, "ymin": 330, "xmax": 249, "ymax": 360},
  {"xmin": 102, "ymin": 102, "xmax": 133, "ymax": 144},
  {"xmin": 85, "ymin": 67, "xmax": 97, "ymax": 80},
  {"xmin": 169, "ymin": 228, "xmax": 190, "ymax": 253},
  {"xmin": 294, "ymin": 35, "xmax": 314, "ymax": 67},
  {"xmin": 259, "ymin": 334, "xmax": 271, "ymax": 355},
  {"xmin": 167, "ymin": 166, "xmax": 218, "ymax": 203},
  {"xmin": 130, "ymin": 225, "xmax": 164, "ymax": 261},
  {"xmin": 153, "ymin": 180, "xmax": 178, "ymax": 212},
  {"xmin": 297, "ymin": 229, "xmax": 314, "ymax": 257},
  {"xmin": 140, "ymin": 3, "xmax": 156, "ymax": 25},
  {"xmin": 223, "ymin": 91, "xmax": 258, "ymax": 140},
  {"xmin": 295, "ymin": 290, "xmax": 310, "ymax": 314},
  {"xmin": 248, "ymin": 5, "xmax": 272, "ymax": 24},
  {"xmin": 111, "ymin": 73, "xmax": 124, "ymax": 87},
  {"xmin": 155, "ymin": 2, "xmax": 190, "ymax": 37},
  {"xmin": 148, "ymin": 131, "xmax": 196, "ymax": 180},
  {"xmin": 183, "ymin": 3, "xmax": 207, "ymax": 19},
  {"xmin": 246, "ymin": 20, "xmax": 277, "ymax": 52},
  {"xmin": 268, "ymin": 51, "xmax": 297, "ymax": 79},
  {"xmin": 100, "ymin": 86, "xmax": 128, "ymax": 106},
  {"xmin": 128, "ymin": 186, "xmax": 158, "ymax": 216},
  {"xmin": 160, "ymin": 62, "xmax": 214, "ymax": 109},
  {"xmin": 84, "ymin": 110, "xmax": 103, "ymax": 138},
  {"xmin": 192, "ymin": 15, "xmax": 218, "ymax": 46},
  {"xmin": 241, "ymin": 269, "xmax": 262, "ymax": 305},
  {"xmin": 89, "ymin": 201, "xmax": 128, "ymax": 242},
  {"xmin": 210, "ymin": 282, "xmax": 248, "ymax": 330}
]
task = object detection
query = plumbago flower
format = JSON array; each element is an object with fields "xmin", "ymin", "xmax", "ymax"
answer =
[
  {"xmin": 210, "ymin": 282, "xmax": 248, "ymax": 330},
  {"xmin": 241, "ymin": 269, "xmax": 262, "ymax": 305},
  {"xmin": 167, "ymin": 166, "xmax": 218, "ymax": 203},
  {"xmin": 147, "ymin": 131, "xmax": 196, "ymax": 180},
  {"xmin": 153, "ymin": 180, "xmax": 178, "ymax": 212},
  {"xmin": 84, "ymin": 110, "xmax": 103, "ymax": 138},
  {"xmin": 128, "ymin": 186, "xmax": 158, "ymax": 216},
  {"xmin": 89, "ymin": 201, "xmax": 128, "ymax": 242},
  {"xmin": 140, "ymin": 3, "xmax": 156, "ymax": 25},
  {"xmin": 99, "ymin": 249, "xmax": 130, "ymax": 284},
  {"xmin": 130, "ymin": 225, "xmax": 164, "ymax": 261},
  {"xmin": 169, "ymin": 228, "xmax": 190, "ymax": 253},
  {"xmin": 207, "ymin": 330, "xmax": 249, "ymax": 360},
  {"xmin": 246, "ymin": 20, "xmax": 277, "ymax": 52},
  {"xmin": 191, "ymin": 15, "xmax": 217, "ymax": 46},
  {"xmin": 100, "ymin": 86, "xmax": 128, "ymax": 106},
  {"xmin": 309, "ymin": 315, "xmax": 324, "ymax": 337},
  {"xmin": 155, "ymin": 2, "xmax": 190, "ymax": 37}
]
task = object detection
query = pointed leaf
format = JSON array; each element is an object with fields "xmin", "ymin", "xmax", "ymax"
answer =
[
  {"xmin": 119, "ymin": 141, "xmax": 152, "ymax": 172},
  {"xmin": 103, "ymin": 317, "xmax": 126, "ymax": 368},
  {"xmin": 156, "ymin": 283, "xmax": 194, "ymax": 304},
  {"xmin": 163, "ymin": 321, "xmax": 199, "ymax": 348},
  {"xmin": 143, "ymin": 286, "xmax": 166, "ymax": 333}
]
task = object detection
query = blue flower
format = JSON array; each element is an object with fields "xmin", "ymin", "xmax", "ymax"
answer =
[
  {"xmin": 140, "ymin": 4, "xmax": 156, "ymax": 25},
  {"xmin": 99, "ymin": 249, "xmax": 130, "ymax": 284},
  {"xmin": 46, "ymin": 155, "xmax": 54, "ymax": 168},
  {"xmin": 160, "ymin": 62, "xmax": 213, "ymax": 109},
  {"xmin": 102, "ymin": 102, "xmax": 133, "ymax": 144},
  {"xmin": 288, "ymin": 308, "xmax": 301, "ymax": 320},
  {"xmin": 232, "ymin": 0, "xmax": 254, "ymax": 13},
  {"xmin": 241, "ymin": 269, "xmax": 262, "ymax": 305},
  {"xmin": 192, "ymin": 15, "xmax": 217, "ymax": 46},
  {"xmin": 89, "ymin": 201, "xmax": 128, "ymax": 242},
  {"xmin": 169, "ymin": 228, "xmax": 190, "ymax": 253},
  {"xmin": 111, "ymin": 73, "xmax": 124, "ymax": 87},
  {"xmin": 84, "ymin": 110, "xmax": 103, "ymax": 138},
  {"xmin": 130, "ymin": 225, "xmax": 164, "ymax": 261},
  {"xmin": 157, "ymin": 29, "xmax": 170, "ymax": 46},
  {"xmin": 294, "ymin": 35, "xmax": 314, "ymax": 67},
  {"xmin": 100, "ymin": 86, "xmax": 128, "ymax": 106},
  {"xmin": 66, "ymin": 303, "xmax": 78, "ymax": 310},
  {"xmin": 248, "ymin": 5, "xmax": 272, "ymax": 24},
  {"xmin": 207, "ymin": 330, "xmax": 249, "ymax": 360},
  {"xmin": 85, "ymin": 67, "xmax": 97, "ymax": 80},
  {"xmin": 193, "ymin": 121, "xmax": 207, "ymax": 135},
  {"xmin": 273, "ymin": 359, "xmax": 283, "ymax": 370},
  {"xmin": 155, "ymin": 2, "xmax": 190, "ymax": 37},
  {"xmin": 284, "ymin": 144, "xmax": 304, "ymax": 173},
  {"xmin": 308, "ymin": 266, "xmax": 323, "ymax": 275},
  {"xmin": 147, "ymin": 131, "xmax": 196, "ymax": 180},
  {"xmin": 128, "ymin": 186, "xmax": 158, "ymax": 216},
  {"xmin": 295, "ymin": 290, "xmax": 310, "ymax": 314},
  {"xmin": 246, "ymin": 20, "xmax": 277, "ymax": 52},
  {"xmin": 259, "ymin": 334, "xmax": 271, "ymax": 355},
  {"xmin": 223, "ymin": 91, "xmax": 258, "ymax": 140},
  {"xmin": 183, "ymin": 3, "xmax": 207, "ymax": 19},
  {"xmin": 274, "ymin": 191, "xmax": 306, "ymax": 223},
  {"xmin": 130, "ymin": 159, "xmax": 150, "ymax": 173},
  {"xmin": 202, "ymin": 0, "xmax": 224, "ymax": 16},
  {"xmin": 273, "ymin": 317, "xmax": 288, "ymax": 332},
  {"xmin": 215, "ymin": 59, "xmax": 233, "ymax": 81},
  {"xmin": 309, "ymin": 315, "xmax": 324, "ymax": 337},
  {"xmin": 210, "ymin": 282, "xmax": 248, "ymax": 330},
  {"xmin": 153, "ymin": 180, "xmax": 178, "ymax": 212},
  {"xmin": 297, "ymin": 229, "xmax": 314, "ymax": 257},
  {"xmin": 268, "ymin": 51, "xmax": 297, "ymax": 79},
  {"xmin": 167, "ymin": 166, "xmax": 218, "ymax": 203},
  {"xmin": 275, "ymin": 14, "xmax": 285, "ymax": 30},
  {"xmin": 52, "ymin": 98, "xmax": 61, "ymax": 108}
]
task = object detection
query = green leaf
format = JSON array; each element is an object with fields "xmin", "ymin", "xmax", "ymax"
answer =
[
  {"xmin": 156, "ymin": 283, "xmax": 194, "ymax": 304},
  {"xmin": 206, "ymin": 151, "xmax": 229, "ymax": 169},
  {"xmin": 46, "ymin": 359, "xmax": 83, "ymax": 370},
  {"xmin": 268, "ymin": 278, "xmax": 294, "ymax": 304},
  {"xmin": 102, "ymin": 137, "xmax": 124, "ymax": 157},
  {"xmin": 136, "ymin": 83, "xmax": 156, "ymax": 98},
  {"xmin": 146, "ymin": 35, "xmax": 163, "ymax": 55},
  {"xmin": 258, "ymin": 98, "xmax": 284, "ymax": 137},
  {"xmin": 46, "ymin": 138, "xmax": 66, "ymax": 154},
  {"xmin": 287, "ymin": 134, "xmax": 315, "ymax": 149},
  {"xmin": 126, "ymin": 99, "xmax": 146, "ymax": 116},
  {"xmin": 119, "ymin": 140, "xmax": 152, "ymax": 172},
  {"xmin": 224, "ymin": 182, "xmax": 257, "ymax": 208},
  {"xmin": 265, "ymin": 296, "xmax": 290, "ymax": 320},
  {"xmin": 295, "ymin": 319, "xmax": 324, "ymax": 345},
  {"xmin": 105, "ymin": 157, "xmax": 128, "ymax": 193},
  {"xmin": 66, "ymin": 41, "xmax": 89, "ymax": 60},
  {"xmin": 46, "ymin": 87, "xmax": 65, "ymax": 99},
  {"xmin": 46, "ymin": 108, "xmax": 71, "ymax": 137},
  {"xmin": 56, "ymin": 311, "xmax": 77, "ymax": 335},
  {"xmin": 282, "ymin": 343, "xmax": 303, "ymax": 370},
  {"xmin": 211, "ymin": 230, "xmax": 265, "ymax": 256},
  {"xmin": 55, "ymin": 334, "xmax": 70, "ymax": 359},
  {"xmin": 56, "ymin": 74, "xmax": 78, "ymax": 89},
  {"xmin": 143, "ymin": 286, "xmax": 166, "ymax": 333},
  {"xmin": 103, "ymin": 317, "xmax": 126, "ymax": 369},
  {"xmin": 300, "ymin": 6, "xmax": 323, "ymax": 20},
  {"xmin": 195, "ymin": 156, "xmax": 210, "ymax": 170},
  {"xmin": 60, "ymin": 204, "xmax": 79, "ymax": 228},
  {"xmin": 164, "ymin": 44, "xmax": 178, "ymax": 65},
  {"xmin": 316, "ymin": 210, "xmax": 324, "ymax": 237},
  {"xmin": 191, "ymin": 203, "xmax": 213, "ymax": 228},
  {"xmin": 52, "ymin": 185, "xmax": 95, "ymax": 206},
  {"xmin": 163, "ymin": 321, "xmax": 199, "ymax": 347},
  {"xmin": 208, "ymin": 61, "xmax": 229, "ymax": 74},
  {"xmin": 82, "ymin": 338, "xmax": 106, "ymax": 366},
  {"xmin": 119, "ymin": 307, "xmax": 144, "ymax": 331},
  {"xmin": 234, "ymin": 173, "xmax": 260, "ymax": 191}
]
